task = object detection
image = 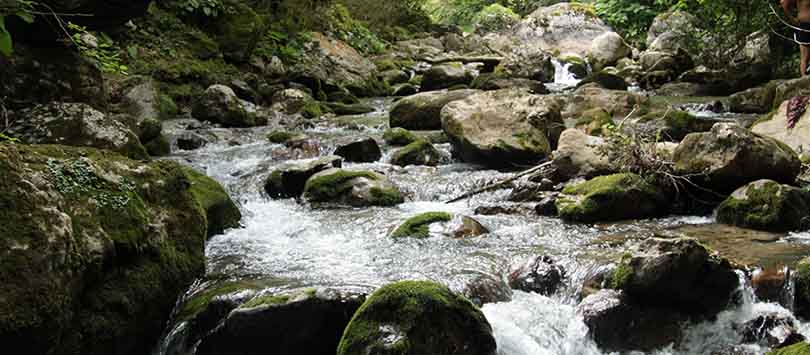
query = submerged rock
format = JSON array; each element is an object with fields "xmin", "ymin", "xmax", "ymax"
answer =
[
  {"xmin": 334, "ymin": 138, "xmax": 382, "ymax": 163},
  {"xmin": 337, "ymin": 280, "xmax": 497, "ymax": 355},
  {"xmin": 196, "ymin": 288, "xmax": 366, "ymax": 355},
  {"xmin": 556, "ymin": 173, "xmax": 669, "ymax": 223},
  {"xmin": 264, "ymin": 156, "xmax": 343, "ymax": 199},
  {"xmin": 441, "ymin": 88, "xmax": 563, "ymax": 168},
  {"xmin": 673, "ymin": 123, "xmax": 801, "ymax": 193},
  {"xmin": 716, "ymin": 180, "xmax": 810, "ymax": 232},
  {"xmin": 389, "ymin": 90, "xmax": 478, "ymax": 130},
  {"xmin": 390, "ymin": 139, "xmax": 442, "ymax": 167},
  {"xmin": 0, "ymin": 144, "xmax": 217, "ymax": 355},
  {"xmin": 303, "ymin": 168, "xmax": 403, "ymax": 207},
  {"xmin": 508, "ymin": 255, "xmax": 565, "ymax": 295},
  {"xmin": 8, "ymin": 102, "xmax": 148, "ymax": 160}
]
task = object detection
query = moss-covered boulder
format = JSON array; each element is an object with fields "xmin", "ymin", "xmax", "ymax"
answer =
[
  {"xmin": 325, "ymin": 102, "xmax": 375, "ymax": 116},
  {"xmin": 556, "ymin": 173, "xmax": 669, "ymax": 223},
  {"xmin": 441, "ymin": 88, "xmax": 564, "ymax": 168},
  {"xmin": 609, "ymin": 237, "xmax": 739, "ymax": 315},
  {"xmin": 183, "ymin": 167, "xmax": 241, "ymax": 237},
  {"xmin": 389, "ymin": 90, "xmax": 479, "ymax": 130},
  {"xmin": 673, "ymin": 123, "xmax": 802, "ymax": 193},
  {"xmin": 390, "ymin": 212, "xmax": 453, "ymax": 238},
  {"xmin": 0, "ymin": 144, "xmax": 210, "ymax": 355},
  {"xmin": 391, "ymin": 139, "xmax": 442, "ymax": 167},
  {"xmin": 264, "ymin": 156, "xmax": 343, "ymax": 199},
  {"xmin": 288, "ymin": 32, "xmax": 380, "ymax": 97},
  {"xmin": 303, "ymin": 168, "xmax": 404, "ymax": 207},
  {"xmin": 716, "ymin": 180, "xmax": 810, "ymax": 232},
  {"xmin": 383, "ymin": 127, "xmax": 419, "ymax": 146},
  {"xmin": 212, "ymin": 0, "xmax": 265, "ymax": 62},
  {"xmin": 196, "ymin": 287, "xmax": 367, "ymax": 355},
  {"xmin": 192, "ymin": 85, "xmax": 261, "ymax": 128},
  {"xmin": 7, "ymin": 102, "xmax": 148, "ymax": 160},
  {"xmin": 637, "ymin": 110, "xmax": 714, "ymax": 141},
  {"xmin": 267, "ymin": 130, "xmax": 304, "ymax": 144},
  {"xmin": 767, "ymin": 342, "xmax": 810, "ymax": 355},
  {"xmin": 334, "ymin": 138, "xmax": 382, "ymax": 163},
  {"xmin": 337, "ymin": 280, "xmax": 497, "ymax": 355}
]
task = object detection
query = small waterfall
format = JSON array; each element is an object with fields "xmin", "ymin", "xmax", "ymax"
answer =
[{"xmin": 546, "ymin": 59, "xmax": 582, "ymax": 92}]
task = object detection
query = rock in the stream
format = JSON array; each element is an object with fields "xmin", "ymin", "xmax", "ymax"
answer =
[
  {"xmin": 0, "ymin": 144, "xmax": 225, "ymax": 355},
  {"xmin": 389, "ymin": 89, "xmax": 479, "ymax": 130},
  {"xmin": 192, "ymin": 85, "xmax": 262, "ymax": 128},
  {"xmin": 636, "ymin": 110, "xmax": 715, "ymax": 142},
  {"xmin": 716, "ymin": 180, "xmax": 810, "ymax": 232},
  {"xmin": 464, "ymin": 275, "xmax": 513, "ymax": 307},
  {"xmin": 752, "ymin": 267, "xmax": 792, "ymax": 307},
  {"xmin": 470, "ymin": 73, "xmax": 548, "ymax": 94},
  {"xmin": 739, "ymin": 313, "xmax": 804, "ymax": 349},
  {"xmin": 497, "ymin": 46, "xmax": 555, "ymax": 83},
  {"xmin": 794, "ymin": 258, "xmax": 810, "ymax": 319},
  {"xmin": 196, "ymin": 288, "xmax": 366, "ymax": 355},
  {"xmin": 752, "ymin": 99, "xmax": 810, "ymax": 155},
  {"xmin": 609, "ymin": 237, "xmax": 739, "ymax": 316},
  {"xmin": 176, "ymin": 132, "xmax": 209, "ymax": 151},
  {"xmin": 729, "ymin": 81, "xmax": 781, "ymax": 114},
  {"xmin": 380, "ymin": 69, "xmax": 411, "ymax": 86},
  {"xmin": 390, "ymin": 139, "xmax": 442, "ymax": 167},
  {"xmin": 772, "ymin": 76, "xmax": 810, "ymax": 111},
  {"xmin": 441, "ymin": 88, "xmax": 563, "ymax": 168},
  {"xmin": 334, "ymin": 138, "xmax": 382, "ymax": 163},
  {"xmin": 391, "ymin": 83, "xmax": 419, "ymax": 97},
  {"xmin": 421, "ymin": 62, "xmax": 475, "ymax": 91},
  {"xmin": 303, "ymin": 168, "xmax": 403, "ymax": 207},
  {"xmin": 766, "ymin": 341, "xmax": 810, "ymax": 355},
  {"xmin": 337, "ymin": 280, "xmax": 497, "ymax": 355},
  {"xmin": 383, "ymin": 127, "xmax": 419, "ymax": 146},
  {"xmin": 325, "ymin": 102, "xmax": 375, "ymax": 115},
  {"xmin": 563, "ymin": 83, "xmax": 647, "ymax": 120},
  {"xmin": 673, "ymin": 123, "xmax": 802, "ymax": 193},
  {"xmin": 508, "ymin": 256, "xmax": 565, "ymax": 295},
  {"xmin": 577, "ymin": 71, "xmax": 629, "ymax": 91},
  {"xmin": 7, "ymin": 102, "xmax": 149, "ymax": 160},
  {"xmin": 556, "ymin": 173, "xmax": 669, "ymax": 223},
  {"xmin": 390, "ymin": 212, "xmax": 453, "ymax": 238},
  {"xmin": 264, "ymin": 156, "xmax": 343, "ymax": 198},
  {"xmin": 588, "ymin": 31, "xmax": 632, "ymax": 71},
  {"xmin": 551, "ymin": 129, "xmax": 613, "ymax": 181},
  {"xmin": 184, "ymin": 167, "xmax": 242, "ymax": 237},
  {"xmin": 577, "ymin": 289, "xmax": 685, "ymax": 352}
]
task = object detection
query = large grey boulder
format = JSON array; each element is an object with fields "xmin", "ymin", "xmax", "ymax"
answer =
[
  {"xmin": 421, "ymin": 62, "xmax": 475, "ymax": 91},
  {"xmin": 588, "ymin": 31, "xmax": 632, "ymax": 71},
  {"xmin": 441, "ymin": 88, "xmax": 564, "ymax": 168},
  {"xmin": 673, "ymin": 123, "xmax": 802, "ymax": 193},
  {"xmin": 729, "ymin": 80, "xmax": 782, "ymax": 114},
  {"xmin": 511, "ymin": 3, "xmax": 612, "ymax": 58},
  {"xmin": 7, "ymin": 102, "xmax": 148, "ymax": 159},
  {"xmin": 752, "ymin": 99, "xmax": 810, "ymax": 155},
  {"xmin": 551, "ymin": 128, "xmax": 614, "ymax": 181},
  {"xmin": 192, "ymin": 85, "xmax": 262, "ymax": 128},
  {"xmin": 389, "ymin": 90, "xmax": 479, "ymax": 130},
  {"xmin": 563, "ymin": 83, "xmax": 646, "ymax": 119}
]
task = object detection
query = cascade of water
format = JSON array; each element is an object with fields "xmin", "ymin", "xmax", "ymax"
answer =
[{"xmin": 551, "ymin": 59, "xmax": 581, "ymax": 87}]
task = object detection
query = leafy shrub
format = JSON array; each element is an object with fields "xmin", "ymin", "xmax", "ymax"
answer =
[
  {"xmin": 473, "ymin": 3, "xmax": 520, "ymax": 32},
  {"xmin": 68, "ymin": 23, "xmax": 129, "ymax": 75},
  {"xmin": 0, "ymin": 0, "xmax": 35, "ymax": 56},
  {"xmin": 176, "ymin": 0, "xmax": 227, "ymax": 18}
]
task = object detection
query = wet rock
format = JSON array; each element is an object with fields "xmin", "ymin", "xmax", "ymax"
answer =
[
  {"xmin": 390, "ymin": 212, "xmax": 453, "ymax": 239},
  {"xmin": 303, "ymin": 168, "xmax": 403, "ymax": 207},
  {"xmin": 636, "ymin": 110, "xmax": 715, "ymax": 142},
  {"xmin": 752, "ymin": 99, "xmax": 810, "ymax": 155},
  {"xmin": 752, "ymin": 267, "xmax": 792, "ymax": 307},
  {"xmin": 580, "ymin": 265, "xmax": 616, "ymax": 300},
  {"xmin": 0, "ymin": 144, "xmax": 215, "ymax": 355},
  {"xmin": 185, "ymin": 167, "xmax": 242, "ymax": 237},
  {"xmin": 197, "ymin": 288, "xmax": 366, "ymax": 355},
  {"xmin": 8, "ymin": 102, "xmax": 148, "ymax": 160},
  {"xmin": 556, "ymin": 173, "xmax": 669, "ymax": 223},
  {"xmin": 508, "ymin": 182, "xmax": 553, "ymax": 202},
  {"xmin": 577, "ymin": 289, "xmax": 685, "ymax": 352},
  {"xmin": 716, "ymin": 180, "xmax": 810, "ymax": 232},
  {"xmin": 391, "ymin": 83, "xmax": 419, "ymax": 97},
  {"xmin": 563, "ymin": 83, "xmax": 646, "ymax": 120},
  {"xmin": 380, "ymin": 69, "xmax": 410, "ymax": 86},
  {"xmin": 452, "ymin": 216, "xmax": 490, "ymax": 238},
  {"xmin": 588, "ymin": 31, "xmax": 632, "ymax": 71},
  {"xmin": 264, "ymin": 156, "xmax": 343, "ymax": 199},
  {"xmin": 420, "ymin": 62, "xmax": 475, "ymax": 91},
  {"xmin": 508, "ymin": 256, "xmax": 565, "ymax": 295},
  {"xmin": 772, "ymin": 77, "xmax": 810, "ymax": 111},
  {"xmin": 391, "ymin": 139, "xmax": 442, "ymax": 167},
  {"xmin": 383, "ymin": 127, "xmax": 419, "ymax": 146},
  {"xmin": 609, "ymin": 237, "xmax": 739, "ymax": 316},
  {"xmin": 334, "ymin": 138, "xmax": 382, "ymax": 163},
  {"xmin": 176, "ymin": 132, "xmax": 209, "ymax": 151},
  {"xmin": 285, "ymin": 137, "xmax": 322, "ymax": 158},
  {"xmin": 266, "ymin": 130, "xmax": 304, "ymax": 144},
  {"xmin": 192, "ymin": 85, "xmax": 262, "ymax": 128},
  {"xmin": 441, "ymin": 88, "xmax": 563, "ymax": 168},
  {"xmin": 673, "ymin": 123, "xmax": 801, "ymax": 193},
  {"xmin": 535, "ymin": 195, "xmax": 558, "ymax": 216},
  {"xmin": 389, "ymin": 89, "xmax": 479, "ymax": 130},
  {"xmin": 325, "ymin": 102, "xmax": 375, "ymax": 115},
  {"xmin": 470, "ymin": 73, "xmax": 549, "ymax": 94},
  {"xmin": 326, "ymin": 90, "xmax": 360, "ymax": 105},
  {"xmin": 551, "ymin": 129, "xmax": 613, "ymax": 181},
  {"xmin": 464, "ymin": 275, "xmax": 513, "ymax": 307},
  {"xmin": 337, "ymin": 280, "xmax": 497, "ymax": 355},
  {"xmin": 474, "ymin": 204, "xmax": 535, "ymax": 216},
  {"xmin": 577, "ymin": 71, "xmax": 628, "ymax": 91},
  {"xmin": 739, "ymin": 313, "xmax": 804, "ymax": 348},
  {"xmin": 271, "ymin": 88, "xmax": 315, "ymax": 114}
]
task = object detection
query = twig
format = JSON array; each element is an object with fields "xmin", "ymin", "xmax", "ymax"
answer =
[{"xmin": 445, "ymin": 161, "xmax": 552, "ymax": 203}]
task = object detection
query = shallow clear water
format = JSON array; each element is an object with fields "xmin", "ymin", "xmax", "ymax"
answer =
[{"xmin": 163, "ymin": 96, "xmax": 809, "ymax": 355}]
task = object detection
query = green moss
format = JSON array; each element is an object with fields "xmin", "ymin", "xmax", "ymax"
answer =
[
  {"xmin": 576, "ymin": 108, "xmax": 612, "ymax": 136},
  {"xmin": 176, "ymin": 281, "xmax": 262, "ymax": 321},
  {"xmin": 212, "ymin": 0, "xmax": 265, "ymax": 62},
  {"xmin": 182, "ymin": 167, "xmax": 241, "ymax": 237},
  {"xmin": 609, "ymin": 253, "xmax": 633, "ymax": 289},
  {"xmin": 383, "ymin": 128, "xmax": 419, "ymax": 146},
  {"xmin": 337, "ymin": 280, "xmax": 489, "ymax": 355},
  {"xmin": 303, "ymin": 170, "xmax": 377, "ymax": 202},
  {"xmin": 766, "ymin": 342, "xmax": 810, "ymax": 355},
  {"xmin": 391, "ymin": 212, "xmax": 453, "ymax": 238},
  {"xmin": 158, "ymin": 94, "xmax": 178, "ymax": 120},
  {"xmin": 145, "ymin": 135, "xmax": 171, "ymax": 157},
  {"xmin": 301, "ymin": 101, "xmax": 324, "ymax": 119},
  {"xmin": 369, "ymin": 187, "xmax": 405, "ymax": 206},
  {"xmin": 391, "ymin": 140, "xmax": 441, "ymax": 167},
  {"xmin": 557, "ymin": 173, "xmax": 667, "ymax": 223},
  {"xmin": 267, "ymin": 130, "xmax": 297, "ymax": 144},
  {"xmin": 716, "ymin": 180, "xmax": 809, "ymax": 232}
]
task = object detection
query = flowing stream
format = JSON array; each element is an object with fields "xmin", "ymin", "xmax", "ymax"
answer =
[{"xmin": 158, "ymin": 76, "xmax": 810, "ymax": 355}]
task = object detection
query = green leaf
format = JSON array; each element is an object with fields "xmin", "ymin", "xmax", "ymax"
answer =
[{"xmin": 0, "ymin": 17, "xmax": 12, "ymax": 57}]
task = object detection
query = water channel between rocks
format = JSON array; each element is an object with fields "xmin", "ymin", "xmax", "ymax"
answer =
[{"xmin": 161, "ymin": 90, "xmax": 810, "ymax": 355}]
